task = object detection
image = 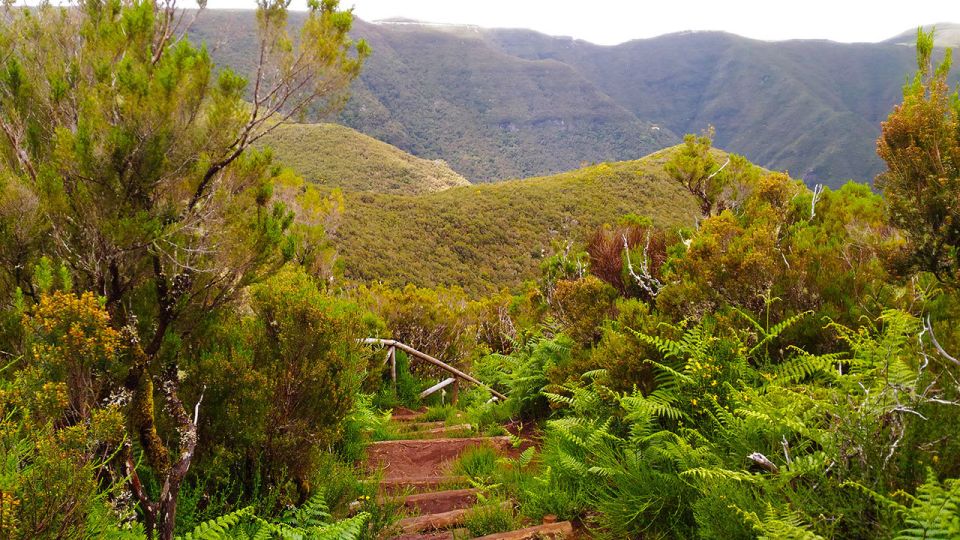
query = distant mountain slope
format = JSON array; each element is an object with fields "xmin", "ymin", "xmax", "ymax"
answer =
[
  {"xmin": 190, "ymin": 11, "xmax": 676, "ymax": 183},
  {"xmin": 331, "ymin": 147, "xmax": 705, "ymax": 293},
  {"xmin": 258, "ymin": 123, "xmax": 468, "ymax": 195},
  {"xmin": 190, "ymin": 11, "xmax": 958, "ymax": 188},
  {"xmin": 484, "ymin": 29, "xmax": 927, "ymax": 186}
]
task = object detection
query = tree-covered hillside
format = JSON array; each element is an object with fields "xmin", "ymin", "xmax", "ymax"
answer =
[
  {"xmin": 486, "ymin": 29, "xmax": 931, "ymax": 187},
  {"xmin": 330, "ymin": 148, "xmax": 704, "ymax": 293},
  {"xmin": 257, "ymin": 123, "xmax": 469, "ymax": 194},
  {"xmin": 190, "ymin": 11, "xmax": 676, "ymax": 182},
  {"xmin": 190, "ymin": 11, "xmax": 957, "ymax": 187}
]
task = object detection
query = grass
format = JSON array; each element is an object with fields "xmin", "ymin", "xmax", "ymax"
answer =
[
  {"xmin": 258, "ymin": 123, "xmax": 469, "ymax": 195},
  {"xmin": 452, "ymin": 445, "xmax": 499, "ymax": 485},
  {"xmin": 459, "ymin": 497, "xmax": 521, "ymax": 538},
  {"xmin": 420, "ymin": 404, "xmax": 457, "ymax": 422}
]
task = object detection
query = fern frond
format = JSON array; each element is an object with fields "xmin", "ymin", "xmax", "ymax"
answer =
[
  {"xmin": 177, "ymin": 506, "xmax": 252, "ymax": 540},
  {"xmin": 311, "ymin": 512, "xmax": 370, "ymax": 540},
  {"xmin": 747, "ymin": 310, "xmax": 813, "ymax": 357},
  {"xmin": 680, "ymin": 467, "xmax": 758, "ymax": 483}
]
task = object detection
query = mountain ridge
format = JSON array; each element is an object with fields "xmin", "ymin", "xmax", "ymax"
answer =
[{"xmin": 189, "ymin": 11, "xmax": 959, "ymax": 188}]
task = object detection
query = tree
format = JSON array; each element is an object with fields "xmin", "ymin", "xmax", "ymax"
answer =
[
  {"xmin": 877, "ymin": 28, "xmax": 960, "ymax": 284},
  {"xmin": 665, "ymin": 128, "xmax": 759, "ymax": 218},
  {"xmin": 0, "ymin": 0, "xmax": 368, "ymax": 537}
]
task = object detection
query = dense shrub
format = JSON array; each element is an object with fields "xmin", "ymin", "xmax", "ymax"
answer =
[
  {"xmin": 550, "ymin": 276, "xmax": 618, "ymax": 345},
  {"xmin": 0, "ymin": 292, "xmax": 129, "ymax": 538},
  {"xmin": 190, "ymin": 267, "xmax": 371, "ymax": 502}
]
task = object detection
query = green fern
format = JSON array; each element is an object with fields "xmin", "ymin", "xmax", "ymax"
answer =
[
  {"xmin": 894, "ymin": 473, "xmax": 960, "ymax": 540},
  {"xmin": 178, "ymin": 507, "xmax": 252, "ymax": 540},
  {"xmin": 736, "ymin": 503, "xmax": 825, "ymax": 540},
  {"xmin": 176, "ymin": 492, "xmax": 370, "ymax": 540}
]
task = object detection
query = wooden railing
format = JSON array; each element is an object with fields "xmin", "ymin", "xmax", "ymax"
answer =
[{"xmin": 362, "ymin": 338, "xmax": 507, "ymax": 402}]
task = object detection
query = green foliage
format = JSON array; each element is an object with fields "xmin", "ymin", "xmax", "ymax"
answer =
[
  {"xmin": 518, "ymin": 465, "xmax": 588, "ymax": 522},
  {"xmin": 337, "ymin": 394, "xmax": 392, "ymax": 463},
  {"xmin": 460, "ymin": 497, "xmax": 520, "ymax": 538},
  {"xmin": 664, "ymin": 129, "xmax": 760, "ymax": 217},
  {"xmin": 358, "ymin": 284, "xmax": 476, "ymax": 370},
  {"xmin": 550, "ymin": 276, "xmax": 618, "ymax": 345},
  {"xmin": 0, "ymin": 0, "xmax": 369, "ymax": 535},
  {"xmin": 877, "ymin": 28, "xmax": 960, "ymax": 286},
  {"xmin": 453, "ymin": 446, "xmax": 499, "ymax": 485},
  {"xmin": 658, "ymin": 172, "xmax": 898, "ymax": 351},
  {"xmin": 478, "ymin": 334, "xmax": 574, "ymax": 418},
  {"xmin": 177, "ymin": 491, "xmax": 370, "ymax": 540},
  {"xmin": 0, "ymin": 294, "xmax": 129, "ymax": 539},
  {"xmin": 191, "ymin": 266, "xmax": 371, "ymax": 502},
  {"xmin": 894, "ymin": 472, "xmax": 960, "ymax": 540},
  {"xmin": 334, "ymin": 156, "xmax": 698, "ymax": 294},
  {"xmin": 526, "ymin": 307, "xmax": 959, "ymax": 538}
]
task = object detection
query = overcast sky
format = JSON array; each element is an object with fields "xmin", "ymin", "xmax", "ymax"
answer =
[{"xmin": 206, "ymin": 0, "xmax": 957, "ymax": 45}]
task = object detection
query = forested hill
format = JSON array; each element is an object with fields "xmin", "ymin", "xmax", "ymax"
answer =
[
  {"xmin": 329, "ymin": 146, "xmax": 706, "ymax": 293},
  {"xmin": 483, "ymin": 29, "xmax": 926, "ymax": 188},
  {"xmin": 191, "ymin": 11, "xmax": 956, "ymax": 187},
  {"xmin": 190, "ymin": 11, "xmax": 676, "ymax": 182}
]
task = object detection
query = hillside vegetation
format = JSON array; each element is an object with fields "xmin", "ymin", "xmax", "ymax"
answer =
[
  {"xmin": 257, "ymin": 123, "xmax": 469, "ymax": 194},
  {"xmin": 190, "ymin": 12, "xmax": 958, "ymax": 187},
  {"xmin": 331, "ymin": 147, "xmax": 703, "ymax": 293}
]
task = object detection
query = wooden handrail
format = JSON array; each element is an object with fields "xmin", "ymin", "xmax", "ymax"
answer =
[
  {"xmin": 420, "ymin": 377, "xmax": 457, "ymax": 399},
  {"xmin": 362, "ymin": 338, "xmax": 507, "ymax": 401}
]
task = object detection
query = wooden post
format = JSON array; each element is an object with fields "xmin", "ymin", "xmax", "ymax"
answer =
[
  {"xmin": 389, "ymin": 346, "xmax": 396, "ymax": 390},
  {"xmin": 450, "ymin": 378, "xmax": 459, "ymax": 405}
]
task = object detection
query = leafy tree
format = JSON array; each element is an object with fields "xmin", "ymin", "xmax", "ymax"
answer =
[
  {"xmin": 0, "ymin": 0, "xmax": 367, "ymax": 537},
  {"xmin": 877, "ymin": 28, "xmax": 960, "ymax": 284},
  {"xmin": 664, "ymin": 128, "xmax": 759, "ymax": 218}
]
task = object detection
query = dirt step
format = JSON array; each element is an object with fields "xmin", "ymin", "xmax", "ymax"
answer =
[
  {"xmin": 399, "ymin": 488, "xmax": 480, "ymax": 514},
  {"xmin": 391, "ymin": 407, "xmax": 427, "ymax": 422},
  {"xmin": 397, "ymin": 421, "xmax": 447, "ymax": 431},
  {"xmin": 377, "ymin": 475, "xmax": 467, "ymax": 494},
  {"xmin": 367, "ymin": 436, "xmax": 513, "ymax": 482},
  {"xmin": 472, "ymin": 521, "xmax": 574, "ymax": 540},
  {"xmin": 398, "ymin": 502, "xmax": 512, "ymax": 534},
  {"xmin": 392, "ymin": 530, "xmax": 459, "ymax": 540}
]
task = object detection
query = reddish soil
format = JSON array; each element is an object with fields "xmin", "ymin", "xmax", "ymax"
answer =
[{"xmin": 366, "ymin": 436, "xmax": 512, "ymax": 482}]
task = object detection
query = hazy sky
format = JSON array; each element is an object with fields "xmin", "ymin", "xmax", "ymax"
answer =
[{"xmin": 207, "ymin": 0, "xmax": 958, "ymax": 45}]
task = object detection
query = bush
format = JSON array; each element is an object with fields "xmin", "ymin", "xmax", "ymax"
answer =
[
  {"xmin": 550, "ymin": 276, "xmax": 617, "ymax": 345},
  {"xmin": 0, "ymin": 292, "xmax": 130, "ymax": 538},
  {"xmin": 191, "ymin": 266, "xmax": 372, "ymax": 503}
]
